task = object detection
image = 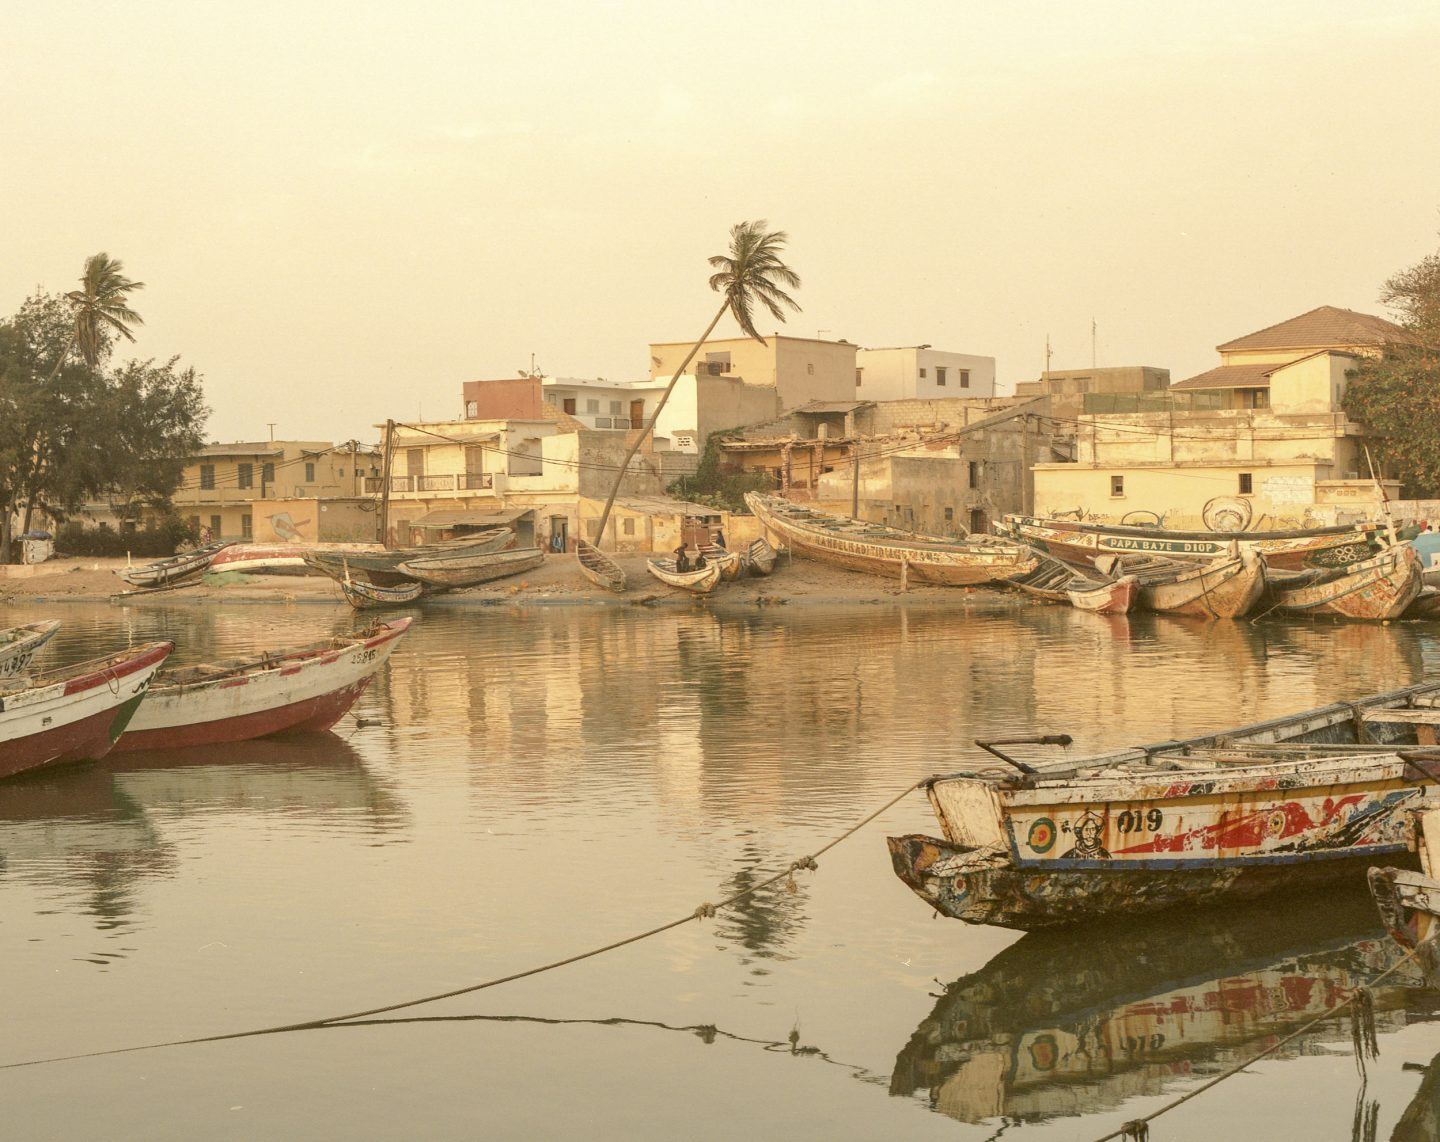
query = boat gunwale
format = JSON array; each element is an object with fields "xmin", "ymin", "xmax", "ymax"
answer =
[{"xmin": 1004, "ymin": 513, "xmax": 1380, "ymax": 543}]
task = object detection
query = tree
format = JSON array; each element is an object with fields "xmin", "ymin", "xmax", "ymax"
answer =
[
  {"xmin": 590, "ymin": 221, "xmax": 801, "ymax": 545},
  {"xmin": 54, "ymin": 253, "xmax": 145, "ymax": 377},
  {"xmin": 1343, "ymin": 240, "xmax": 1440, "ymax": 497}
]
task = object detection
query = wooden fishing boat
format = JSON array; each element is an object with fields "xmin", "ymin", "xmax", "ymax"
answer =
[
  {"xmin": 999, "ymin": 514, "xmax": 1380, "ymax": 572},
  {"xmin": 1370, "ymin": 798, "xmax": 1440, "ymax": 989},
  {"xmin": 1405, "ymin": 588, "xmax": 1440, "ymax": 621},
  {"xmin": 747, "ymin": 537, "xmax": 778, "ymax": 577},
  {"xmin": 1004, "ymin": 554, "xmax": 1139, "ymax": 614},
  {"xmin": 747, "ymin": 493, "xmax": 1038, "ymax": 586},
  {"xmin": 397, "ymin": 546, "xmax": 544, "ymax": 588},
  {"xmin": 702, "ymin": 545, "xmax": 744, "ymax": 581},
  {"xmin": 111, "ymin": 618, "xmax": 412, "ymax": 753},
  {"xmin": 116, "ymin": 541, "xmax": 233, "ymax": 588},
  {"xmin": 646, "ymin": 557, "xmax": 723, "ymax": 595},
  {"xmin": 303, "ymin": 530, "xmax": 514, "ymax": 586},
  {"xmin": 0, "ymin": 642, "xmax": 173, "ymax": 780},
  {"xmin": 576, "ymin": 540, "xmax": 626, "ymax": 593},
  {"xmin": 0, "ymin": 620, "xmax": 61, "ymax": 678},
  {"xmin": 1096, "ymin": 549, "xmax": 1267, "ymax": 619},
  {"xmin": 209, "ymin": 544, "xmax": 316, "ymax": 576},
  {"xmin": 339, "ymin": 577, "xmax": 425, "ymax": 609},
  {"xmin": 1264, "ymin": 543, "xmax": 1423, "ymax": 621},
  {"xmin": 888, "ymin": 681, "xmax": 1440, "ymax": 930}
]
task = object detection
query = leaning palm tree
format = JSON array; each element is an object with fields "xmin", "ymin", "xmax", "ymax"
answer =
[
  {"xmin": 591, "ymin": 221, "xmax": 801, "ymax": 545},
  {"xmin": 47, "ymin": 252, "xmax": 145, "ymax": 379}
]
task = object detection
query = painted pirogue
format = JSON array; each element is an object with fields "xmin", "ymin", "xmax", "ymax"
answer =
[
  {"xmin": 0, "ymin": 620, "xmax": 61, "ymax": 678},
  {"xmin": 1098, "ymin": 549, "xmax": 1268, "ymax": 619},
  {"xmin": 888, "ymin": 681, "xmax": 1440, "ymax": 930},
  {"xmin": 1003, "ymin": 552, "xmax": 1139, "ymax": 614},
  {"xmin": 747, "ymin": 493, "xmax": 1038, "ymax": 586},
  {"xmin": 999, "ymin": 514, "xmax": 1380, "ymax": 572},
  {"xmin": 1264, "ymin": 542, "xmax": 1424, "ymax": 621}
]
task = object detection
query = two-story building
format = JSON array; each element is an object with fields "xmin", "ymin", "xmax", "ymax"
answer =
[{"xmin": 853, "ymin": 345, "xmax": 997, "ymax": 402}]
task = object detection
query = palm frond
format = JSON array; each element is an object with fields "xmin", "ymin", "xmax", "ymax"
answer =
[{"xmin": 707, "ymin": 220, "xmax": 802, "ymax": 343}]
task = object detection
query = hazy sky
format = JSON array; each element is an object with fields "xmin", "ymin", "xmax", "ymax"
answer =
[{"xmin": 5, "ymin": 1, "xmax": 1440, "ymax": 444}]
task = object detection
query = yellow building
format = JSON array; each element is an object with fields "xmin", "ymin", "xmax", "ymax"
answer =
[
  {"xmin": 1032, "ymin": 306, "xmax": 1405, "ymax": 529},
  {"xmin": 648, "ymin": 334, "xmax": 858, "ymax": 412}
]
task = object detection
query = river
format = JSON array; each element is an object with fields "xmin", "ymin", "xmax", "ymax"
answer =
[{"xmin": 4, "ymin": 599, "xmax": 1440, "ymax": 1140}]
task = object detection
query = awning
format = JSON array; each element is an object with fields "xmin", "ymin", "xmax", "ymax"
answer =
[{"xmin": 409, "ymin": 507, "xmax": 533, "ymax": 529}]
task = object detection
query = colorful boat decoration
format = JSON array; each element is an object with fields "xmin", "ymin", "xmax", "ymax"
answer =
[
  {"xmin": 747, "ymin": 537, "xmax": 778, "ymax": 577},
  {"xmin": 747, "ymin": 493, "xmax": 1039, "ymax": 586},
  {"xmin": 893, "ymin": 890, "xmax": 1421, "ymax": 1126},
  {"xmin": 998, "ymin": 514, "xmax": 1380, "ymax": 572},
  {"xmin": 0, "ymin": 620, "xmax": 61, "ymax": 678},
  {"xmin": 576, "ymin": 540, "xmax": 626, "ymax": 593},
  {"xmin": 397, "ymin": 546, "xmax": 543, "ymax": 589},
  {"xmin": 1098, "ymin": 549, "xmax": 1267, "ymax": 619},
  {"xmin": 646, "ymin": 557, "xmax": 723, "ymax": 595},
  {"xmin": 339, "ymin": 577, "xmax": 425, "ymax": 609},
  {"xmin": 116, "ymin": 541, "xmax": 234, "ymax": 588},
  {"xmin": 889, "ymin": 681, "xmax": 1440, "ymax": 930},
  {"xmin": 111, "ymin": 619, "xmax": 411, "ymax": 753},
  {"xmin": 1004, "ymin": 552, "xmax": 1139, "ymax": 614},
  {"xmin": 1265, "ymin": 543, "xmax": 1423, "ymax": 621},
  {"xmin": 0, "ymin": 642, "xmax": 173, "ymax": 780}
]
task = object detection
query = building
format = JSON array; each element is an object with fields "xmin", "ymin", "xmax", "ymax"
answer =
[
  {"xmin": 1014, "ymin": 366, "xmax": 1171, "ymax": 422},
  {"xmin": 1030, "ymin": 306, "xmax": 1405, "ymax": 528},
  {"xmin": 854, "ymin": 346, "xmax": 996, "ymax": 402},
  {"xmin": 648, "ymin": 334, "xmax": 858, "ymax": 412}
]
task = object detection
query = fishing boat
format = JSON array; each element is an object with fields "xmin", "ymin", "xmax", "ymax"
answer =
[
  {"xmin": 747, "ymin": 537, "xmax": 778, "ymax": 577},
  {"xmin": 303, "ymin": 530, "xmax": 514, "ymax": 586},
  {"xmin": 397, "ymin": 546, "xmax": 544, "ymax": 589},
  {"xmin": 1097, "ymin": 549, "xmax": 1267, "ymax": 619},
  {"xmin": 1405, "ymin": 588, "xmax": 1440, "ymax": 621},
  {"xmin": 1004, "ymin": 553, "xmax": 1139, "ymax": 614},
  {"xmin": 888, "ymin": 681, "xmax": 1440, "ymax": 931},
  {"xmin": 702, "ymin": 545, "xmax": 744, "ymax": 581},
  {"xmin": 576, "ymin": 540, "xmax": 626, "ymax": 592},
  {"xmin": 1264, "ymin": 543, "xmax": 1423, "ymax": 621},
  {"xmin": 0, "ymin": 642, "xmax": 173, "ymax": 780},
  {"xmin": 646, "ymin": 557, "xmax": 723, "ymax": 595},
  {"xmin": 339, "ymin": 577, "xmax": 425, "ymax": 609},
  {"xmin": 747, "ymin": 493, "xmax": 1039, "ymax": 586},
  {"xmin": 116, "ymin": 541, "xmax": 233, "ymax": 588},
  {"xmin": 111, "ymin": 619, "xmax": 412, "ymax": 753},
  {"xmin": 999, "ymin": 514, "xmax": 1380, "ymax": 572},
  {"xmin": 208, "ymin": 544, "xmax": 316, "ymax": 576},
  {"xmin": 0, "ymin": 620, "xmax": 61, "ymax": 678}
]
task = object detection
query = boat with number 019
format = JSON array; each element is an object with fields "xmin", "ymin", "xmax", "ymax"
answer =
[
  {"xmin": 889, "ymin": 681, "xmax": 1440, "ymax": 931},
  {"xmin": 112, "ymin": 618, "xmax": 412, "ymax": 753},
  {"xmin": 0, "ymin": 620, "xmax": 61, "ymax": 678},
  {"xmin": 0, "ymin": 642, "xmax": 174, "ymax": 779},
  {"xmin": 746, "ymin": 493, "xmax": 1038, "ymax": 585}
]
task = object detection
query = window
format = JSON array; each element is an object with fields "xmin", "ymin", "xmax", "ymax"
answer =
[
  {"xmin": 199, "ymin": 464, "xmax": 215, "ymax": 490},
  {"xmin": 959, "ymin": 370, "xmax": 970, "ymax": 389},
  {"xmin": 623, "ymin": 517, "xmax": 635, "ymax": 536},
  {"xmin": 609, "ymin": 400, "xmax": 622, "ymax": 415},
  {"xmin": 944, "ymin": 506, "xmax": 954, "ymax": 524},
  {"xmin": 262, "ymin": 462, "xmax": 275, "ymax": 485},
  {"xmin": 1238, "ymin": 472, "xmax": 1253, "ymax": 495},
  {"xmin": 305, "ymin": 462, "xmax": 316, "ymax": 482},
  {"xmin": 919, "ymin": 368, "xmax": 927, "ymax": 378},
  {"xmin": 237, "ymin": 463, "xmax": 253, "ymax": 489},
  {"xmin": 856, "ymin": 368, "xmax": 863, "ymax": 387},
  {"xmin": 936, "ymin": 367, "xmax": 947, "ymax": 387},
  {"xmin": 209, "ymin": 514, "xmax": 221, "ymax": 534},
  {"xmin": 807, "ymin": 363, "xmax": 815, "ymax": 375},
  {"xmin": 586, "ymin": 399, "xmax": 600, "ymax": 414},
  {"xmin": 968, "ymin": 461, "xmax": 980, "ymax": 489},
  {"xmin": 338, "ymin": 467, "xmax": 345, "ymax": 477},
  {"xmin": 563, "ymin": 398, "xmax": 577, "ymax": 415},
  {"xmin": 466, "ymin": 401, "xmax": 478, "ymax": 418},
  {"xmin": 241, "ymin": 514, "xmax": 253, "ymax": 538},
  {"xmin": 1111, "ymin": 475, "xmax": 1125, "ymax": 497}
]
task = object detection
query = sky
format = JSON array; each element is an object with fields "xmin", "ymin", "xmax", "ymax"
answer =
[{"xmin": 4, "ymin": 1, "xmax": 1440, "ymax": 445}]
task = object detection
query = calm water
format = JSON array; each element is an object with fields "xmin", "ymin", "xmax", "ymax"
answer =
[{"xmin": 5, "ymin": 598, "xmax": 1440, "ymax": 1140}]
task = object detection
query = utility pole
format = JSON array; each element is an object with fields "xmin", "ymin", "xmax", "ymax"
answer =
[
  {"xmin": 1044, "ymin": 335, "xmax": 1053, "ymax": 377},
  {"xmin": 1091, "ymin": 318, "xmax": 1097, "ymax": 369},
  {"xmin": 851, "ymin": 442, "xmax": 861, "ymax": 518},
  {"xmin": 378, "ymin": 419, "xmax": 395, "ymax": 547}
]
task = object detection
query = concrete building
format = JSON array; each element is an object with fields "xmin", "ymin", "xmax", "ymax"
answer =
[
  {"xmin": 648, "ymin": 334, "xmax": 858, "ymax": 412},
  {"xmin": 1030, "ymin": 307, "xmax": 1404, "ymax": 529},
  {"xmin": 854, "ymin": 346, "xmax": 996, "ymax": 402},
  {"xmin": 1013, "ymin": 366, "xmax": 1171, "ymax": 423}
]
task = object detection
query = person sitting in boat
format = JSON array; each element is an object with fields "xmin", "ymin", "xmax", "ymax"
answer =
[
  {"xmin": 1059, "ymin": 812, "xmax": 1111, "ymax": 860},
  {"xmin": 693, "ymin": 549, "xmax": 707, "ymax": 571},
  {"xmin": 673, "ymin": 541, "xmax": 691, "ymax": 573}
]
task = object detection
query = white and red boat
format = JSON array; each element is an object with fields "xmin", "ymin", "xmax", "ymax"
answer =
[
  {"xmin": 208, "ymin": 544, "xmax": 314, "ymax": 576},
  {"xmin": 0, "ymin": 620, "xmax": 61, "ymax": 678},
  {"xmin": 111, "ymin": 618, "xmax": 412, "ymax": 753},
  {"xmin": 0, "ymin": 642, "xmax": 174, "ymax": 780}
]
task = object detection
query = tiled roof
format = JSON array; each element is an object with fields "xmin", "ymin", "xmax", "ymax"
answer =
[
  {"xmin": 1169, "ymin": 363, "xmax": 1275, "ymax": 391},
  {"xmin": 1217, "ymin": 306, "xmax": 1405, "ymax": 352}
]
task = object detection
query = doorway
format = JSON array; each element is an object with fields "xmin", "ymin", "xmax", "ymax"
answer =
[
  {"xmin": 969, "ymin": 508, "xmax": 988, "ymax": 535},
  {"xmin": 549, "ymin": 515, "xmax": 568, "ymax": 553}
]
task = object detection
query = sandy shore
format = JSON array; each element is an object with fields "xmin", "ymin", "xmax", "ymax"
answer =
[{"xmin": 0, "ymin": 553, "xmax": 1024, "ymax": 611}]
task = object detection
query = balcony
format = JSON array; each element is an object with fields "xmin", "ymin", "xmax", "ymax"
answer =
[{"xmin": 363, "ymin": 473, "xmax": 495, "ymax": 495}]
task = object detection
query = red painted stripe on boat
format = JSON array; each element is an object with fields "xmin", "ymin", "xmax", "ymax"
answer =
[{"xmin": 60, "ymin": 643, "xmax": 173, "ymax": 697}]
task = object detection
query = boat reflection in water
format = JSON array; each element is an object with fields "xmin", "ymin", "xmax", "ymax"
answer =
[{"xmin": 891, "ymin": 889, "xmax": 1437, "ymax": 1126}]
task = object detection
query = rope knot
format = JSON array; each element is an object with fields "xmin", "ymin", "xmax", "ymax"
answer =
[
  {"xmin": 1121, "ymin": 1121, "xmax": 1149, "ymax": 1141},
  {"xmin": 792, "ymin": 856, "xmax": 818, "ymax": 873},
  {"xmin": 693, "ymin": 902, "xmax": 717, "ymax": 920}
]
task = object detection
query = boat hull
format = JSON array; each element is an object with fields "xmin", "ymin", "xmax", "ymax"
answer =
[
  {"xmin": 339, "ymin": 579, "xmax": 424, "ymax": 609},
  {"xmin": 890, "ymin": 834, "xmax": 1410, "ymax": 930},
  {"xmin": 1369, "ymin": 866, "xmax": 1440, "ymax": 988},
  {"xmin": 1066, "ymin": 575, "xmax": 1138, "ymax": 614},
  {"xmin": 1268, "ymin": 544, "xmax": 1423, "ymax": 621},
  {"xmin": 0, "ymin": 621, "xmax": 61, "ymax": 678},
  {"xmin": 397, "ymin": 548, "xmax": 543, "ymax": 588},
  {"xmin": 646, "ymin": 559, "xmax": 722, "ymax": 594},
  {"xmin": 1138, "ymin": 552, "xmax": 1267, "ymax": 619},
  {"xmin": 747, "ymin": 538, "xmax": 777, "ymax": 577},
  {"xmin": 576, "ymin": 541, "xmax": 626, "ymax": 592}
]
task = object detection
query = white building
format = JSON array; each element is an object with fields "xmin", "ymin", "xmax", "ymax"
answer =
[
  {"xmin": 855, "ymin": 345, "xmax": 996, "ymax": 402},
  {"xmin": 540, "ymin": 377, "xmax": 665, "ymax": 431}
]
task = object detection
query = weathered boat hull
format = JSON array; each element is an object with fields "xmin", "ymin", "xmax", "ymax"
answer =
[
  {"xmin": 1268, "ymin": 544, "xmax": 1423, "ymax": 621},
  {"xmin": 113, "ymin": 620, "xmax": 411, "ymax": 752},
  {"xmin": 208, "ymin": 544, "xmax": 316, "ymax": 576},
  {"xmin": 890, "ymin": 834, "xmax": 1414, "ymax": 930},
  {"xmin": 397, "ymin": 547, "xmax": 543, "ymax": 588},
  {"xmin": 0, "ymin": 620, "xmax": 61, "ymax": 678},
  {"xmin": 1137, "ymin": 551, "xmax": 1267, "ymax": 619},
  {"xmin": 0, "ymin": 643, "xmax": 173, "ymax": 779},
  {"xmin": 704, "ymin": 547, "xmax": 744, "ymax": 581},
  {"xmin": 1369, "ymin": 865, "xmax": 1440, "ymax": 988},
  {"xmin": 1406, "ymin": 588, "xmax": 1440, "ymax": 620},
  {"xmin": 748, "ymin": 493, "xmax": 1038, "ymax": 586},
  {"xmin": 747, "ymin": 538, "xmax": 777, "ymax": 577},
  {"xmin": 646, "ymin": 558, "xmax": 722, "ymax": 594},
  {"xmin": 1001, "ymin": 515, "xmax": 1378, "ymax": 572},
  {"xmin": 576, "ymin": 541, "xmax": 626, "ymax": 592},
  {"xmin": 1066, "ymin": 575, "xmax": 1138, "ymax": 614},
  {"xmin": 117, "ymin": 542, "xmax": 233, "ymax": 588},
  {"xmin": 339, "ymin": 578, "xmax": 425, "ymax": 609}
]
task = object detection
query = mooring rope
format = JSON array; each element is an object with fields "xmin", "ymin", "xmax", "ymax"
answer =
[
  {"xmin": 0, "ymin": 779, "xmax": 926, "ymax": 1071},
  {"xmin": 1093, "ymin": 941, "xmax": 1425, "ymax": 1142}
]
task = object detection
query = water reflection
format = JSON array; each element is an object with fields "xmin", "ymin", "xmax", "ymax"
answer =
[
  {"xmin": 891, "ymin": 889, "xmax": 1437, "ymax": 1126},
  {"xmin": 1395, "ymin": 1051, "xmax": 1440, "ymax": 1141}
]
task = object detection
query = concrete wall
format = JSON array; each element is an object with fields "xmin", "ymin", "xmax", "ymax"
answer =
[
  {"xmin": 648, "ymin": 335, "xmax": 856, "ymax": 411},
  {"xmin": 855, "ymin": 348, "xmax": 997, "ymax": 401},
  {"xmin": 1014, "ymin": 367, "xmax": 1170, "ymax": 424},
  {"xmin": 1267, "ymin": 353, "xmax": 1359, "ymax": 415},
  {"xmin": 648, "ymin": 374, "xmax": 781, "ymax": 454},
  {"xmin": 463, "ymin": 378, "xmax": 546, "ymax": 420},
  {"xmin": 253, "ymin": 498, "xmax": 376, "ymax": 543}
]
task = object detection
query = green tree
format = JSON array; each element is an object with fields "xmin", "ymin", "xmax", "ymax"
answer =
[
  {"xmin": 54, "ymin": 252, "xmax": 145, "ymax": 376},
  {"xmin": 590, "ymin": 221, "xmax": 801, "ymax": 544},
  {"xmin": 1343, "ymin": 241, "xmax": 1440, "ymax": 497}
]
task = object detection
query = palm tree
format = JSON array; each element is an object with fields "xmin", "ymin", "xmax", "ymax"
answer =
[
  {"xmin": 47, "ymin": 252, "xmax": 145, "ymax": 380},
  {"xmin": 592, "ymin": 220, "xmax": 801, "ymax": 543}
]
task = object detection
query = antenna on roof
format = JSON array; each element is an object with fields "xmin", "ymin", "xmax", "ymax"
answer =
[
  {"xmin": 1044, "ymin": 335, "xmax": 1053, "ymax": 376},
  {"xmin": 267, "ymin": 422, "xmax": 276, "ymax": 441}
]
